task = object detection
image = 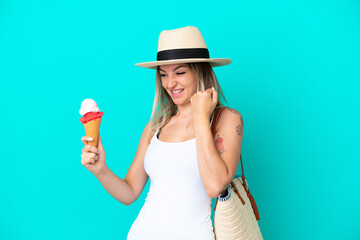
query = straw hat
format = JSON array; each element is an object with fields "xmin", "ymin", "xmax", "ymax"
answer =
[{"xmin": 135, "ymin": 26, "xmax": 232, "ymax": 69}]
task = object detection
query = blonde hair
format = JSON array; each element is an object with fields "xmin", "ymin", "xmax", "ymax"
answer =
[{"xmin": 147, "ymin": 62, "xmax": 228, "ymax": 135}]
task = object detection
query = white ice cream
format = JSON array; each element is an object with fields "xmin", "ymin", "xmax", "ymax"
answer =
[{"xmin": 79, "ymin": 99, "xmax": 100, "ymax": 116}]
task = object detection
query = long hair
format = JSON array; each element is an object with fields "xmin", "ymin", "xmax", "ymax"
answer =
[{"xmin": 148, "ymin": 62, "xmax": 229, "ymax": 135}]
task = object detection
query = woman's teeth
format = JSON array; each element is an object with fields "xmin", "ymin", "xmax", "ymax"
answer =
[{"xmin": 172, "ymin": 89, "xmax": 184, "ymax": 94}]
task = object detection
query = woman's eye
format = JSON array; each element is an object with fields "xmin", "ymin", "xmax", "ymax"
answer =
[{"xmin": 160, "ymin": 72, "xmax": 184, "ymax": 77}]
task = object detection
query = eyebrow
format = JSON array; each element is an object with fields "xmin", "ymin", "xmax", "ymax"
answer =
[{"xmin": 158, "ymin": 65, "xmax": 187, "ymax": 72}]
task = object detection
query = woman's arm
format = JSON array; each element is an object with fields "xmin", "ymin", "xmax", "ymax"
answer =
[
  {"xmin": 94, "ymin": 122, "xmax": 151, "ymax": 205},
  {"xmin": 194, "ymin": 107, "xmax": 243, "ymax": 198},
  {"xmin": 94, "ymin": 166, "xmax": 136, "ymax": 206}
]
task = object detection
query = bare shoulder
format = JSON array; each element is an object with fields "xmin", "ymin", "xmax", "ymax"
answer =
[
  {"xmin": 142, "ymin": 121, "xmax": 157, "ymax": 144},
  {"xmin": 215, "ymin": 107, "xmax": 243, "ymax": 136}
]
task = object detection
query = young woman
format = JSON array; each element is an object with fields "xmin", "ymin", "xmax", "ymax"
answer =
[{"xmin": 80, "ymin": 26, "xmax": 243, "ymax": 240}]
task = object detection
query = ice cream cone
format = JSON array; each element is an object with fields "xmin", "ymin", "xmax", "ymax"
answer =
[
  {"xmin": 79, "ymin": 99, "xmax": 104, "ymax": 147},
  {"xmin": 84, "ymin": 118, "xmax": 102, "ymax": 147}
]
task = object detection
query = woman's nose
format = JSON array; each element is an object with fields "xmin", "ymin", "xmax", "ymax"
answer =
[{"xmin": 167, "ymin": 75, "xmax": 177, "ymax": 88}]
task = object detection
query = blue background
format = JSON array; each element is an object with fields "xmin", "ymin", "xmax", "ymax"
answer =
[{"xmin": 1, "ymin": 0, "xmax": 359, "ymax": 239}]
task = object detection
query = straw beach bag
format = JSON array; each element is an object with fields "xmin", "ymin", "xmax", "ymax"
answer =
[{"xmin": 210, "ymin": 107, "xmax": 263, "ymax": 240}]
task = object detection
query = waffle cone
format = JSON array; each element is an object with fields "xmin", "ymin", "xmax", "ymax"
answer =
[{"xmin": 84, "ymin": 118, "xmax": 102, "ymax": 147}]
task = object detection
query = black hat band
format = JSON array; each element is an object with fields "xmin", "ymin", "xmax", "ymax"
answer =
[{"xmin": 157, "ymin": 48, "xmax": 210, "ymax": 61}]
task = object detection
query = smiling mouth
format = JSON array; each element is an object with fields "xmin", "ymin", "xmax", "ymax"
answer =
[{"xmin": 171, "ymin": 89, "xmax": 184, "ymax": 94}]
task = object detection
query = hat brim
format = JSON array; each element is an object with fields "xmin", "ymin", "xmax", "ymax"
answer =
[{"xmin": 135, "ymin": 58, "xmax": 232, "ymax": 69}]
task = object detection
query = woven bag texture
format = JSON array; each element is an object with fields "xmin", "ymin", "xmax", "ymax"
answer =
[{"xmin": 213, "ymin": 178, "xmax": 263, "ymax": 240}]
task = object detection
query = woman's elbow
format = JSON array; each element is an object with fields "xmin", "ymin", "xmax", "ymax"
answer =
[
  {"xmin": 205, "ymin": 184, "xmax": 228, "ymax": 198},
  {"xmin": 122, "ymin": 201, "xmax": 133, "ymax": 206}
]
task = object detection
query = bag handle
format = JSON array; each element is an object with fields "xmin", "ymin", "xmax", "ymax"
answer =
[{"xmin": 211, "ymin": 106, "xmax": 260, "ymax": 221}]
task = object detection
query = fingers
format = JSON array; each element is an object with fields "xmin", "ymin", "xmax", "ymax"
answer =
[
  {"xmin": 81, "ymin": 151, "xmax": 98, "ymax": 160},
  {"xmin": 192, "ymin": 87, "xmax": 218, "ymax": 104},
  {"xmin": 212, "ymin": 87, "xmax": 218, "ymax": 104},
  {"xmin": 81, "ymin": 152, "xmax": 99, "ymax": 165},
  {"xmin": 198, "ymin": 87, "xmax": 216, "ymax": 95},
  {"xmin": 81, "ymin": 136, "xmax": 99, "ymax": 154},
  {"xmin": 81, "ymin": 136, "xmax": 102, "ymax": 170},
  {"xmin": 81, "ymin": 136, "xmax": 93, "ymax": 145},
  {"xmin": 81, "ymin": 143, "xmax": 98, "ymax": 154}
]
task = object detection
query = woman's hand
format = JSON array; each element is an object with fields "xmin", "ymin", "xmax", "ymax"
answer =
[
  {"xmin": 190, "ymin": 87, "xmax": 218, "ymax": 123},
  {"xmin": 81, "ymin": 135, "xmax": 107, "ymax": 176}
]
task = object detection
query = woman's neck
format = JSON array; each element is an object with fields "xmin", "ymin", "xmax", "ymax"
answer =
[{"xmin": 174, "ymin": 104, "xmax": 192, "ymax": 119}]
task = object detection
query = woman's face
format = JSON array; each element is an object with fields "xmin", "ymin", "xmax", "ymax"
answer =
[{"xmin": 159, "ymin": 63, "xmax": 197, "ymax": 105}]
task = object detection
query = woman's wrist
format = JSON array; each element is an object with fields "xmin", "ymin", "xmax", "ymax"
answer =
[{"xmin": 94, "ymin": 164, "xmax": 109, "ymax": 178}]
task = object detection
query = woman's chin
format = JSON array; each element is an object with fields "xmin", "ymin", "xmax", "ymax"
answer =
[{"xmin": 173, "ymin": 98, "xmax": 190, "ymax": 105}]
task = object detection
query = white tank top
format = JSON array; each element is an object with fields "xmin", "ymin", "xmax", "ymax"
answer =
[{"xmin": 127, "ymin": 125, "xmax": 215, "ymax": 240}]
